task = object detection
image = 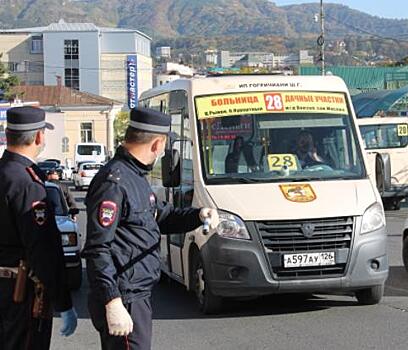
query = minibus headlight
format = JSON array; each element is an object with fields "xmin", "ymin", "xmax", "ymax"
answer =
[
  {"xmin": 361, "ymin": 202, "xmax": 385, "ymax": 234},
  {"xmin": 216, "ymin": 212, "xmax": 250, "ymax": 240}
]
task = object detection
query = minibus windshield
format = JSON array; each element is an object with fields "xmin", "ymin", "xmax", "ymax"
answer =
[
  {"xmin": 195, "ymin": 91, "xmax": 365, "ymax": 184},
  {"xmin": 360, "ymin": 123, "xmax": 408, "ymax": 149}
]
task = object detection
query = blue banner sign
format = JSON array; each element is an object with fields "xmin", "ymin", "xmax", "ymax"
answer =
[{"xmin": 127, "ymin": 55, "xmax": 138, "ymax": 109}]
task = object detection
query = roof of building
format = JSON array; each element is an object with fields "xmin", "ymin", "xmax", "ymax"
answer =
[
  {"xmin": 352, "ymin": 85, "xmax": 408, "ymax": 118},
  {"xmin": 0, "ymin": 19, "xmax": 151, "ymax": 40},
  {"xmin": 300, "ymin": 66, "xmax": 408, "ymax": 93},
  {"xmin": 12, "ymin": 85, "xmax": 122, "ymax": 107}
]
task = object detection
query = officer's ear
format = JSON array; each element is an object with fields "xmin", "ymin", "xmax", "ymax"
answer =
[
  {"xmin": 151, "ymin": 135, "xmax": 166, "ymax": 153},
  {"xmin": 34, "ymin": 129, "xmax": 45, "ymax": 146}
]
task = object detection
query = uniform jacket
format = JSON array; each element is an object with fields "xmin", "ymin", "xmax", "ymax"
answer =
[
  {"xmin": 0, "ymin": 150, "xmax": 72, "ymax": 312},
  {"xmin": 83, "ymin": 146, "xmax": 202, "ymax": 304}
]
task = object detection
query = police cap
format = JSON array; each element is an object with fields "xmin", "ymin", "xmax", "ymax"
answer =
[
  {"xmin": 7, "ymin": 106, "xmax": 54, "ymax": 132},
  {"xmin": 129, "ymin": 107, "xmax": 170, "ymax": 135}
]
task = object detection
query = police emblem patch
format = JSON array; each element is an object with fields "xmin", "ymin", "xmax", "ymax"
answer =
[
  {"xmin": 32, "ymin": 201, "xmax": 47, "ymax": 226},
  {"xmin": 99, "ymin": 201, "xmax": 117, "ymax": 227}
]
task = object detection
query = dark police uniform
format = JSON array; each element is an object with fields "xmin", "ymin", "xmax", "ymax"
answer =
[
  {"xmin": 0, "ymin": 107, "xmax": 72, "ymax": 350},
  {"xmin": 83, "ymin": 108, "xmax": 203, "ymax": 350}
]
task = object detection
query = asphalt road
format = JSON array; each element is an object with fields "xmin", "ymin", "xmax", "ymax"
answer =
[{"xmin": 51, "ymin": 185, "xmax": 408, "ymax": 350}]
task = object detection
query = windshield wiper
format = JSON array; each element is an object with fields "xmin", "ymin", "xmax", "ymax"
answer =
[{"xmin": 207, "ymin": 176, "xmax": 260, "ymax": 184}]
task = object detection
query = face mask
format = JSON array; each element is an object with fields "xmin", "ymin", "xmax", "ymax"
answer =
[{"xmin": 146, "ymin": 149, "xmax": 165, "ymax": 171}]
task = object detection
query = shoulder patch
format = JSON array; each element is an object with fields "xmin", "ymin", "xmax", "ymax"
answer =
[
  {"xmin": 99, "ymin": 201, "xmax": 118, "ymax": 227},
  {"xmin": 26, "ymin": 167, "xmax": 44, "ymax": 185},
  {"xmin": 32, "ymin": 201, "xmax": 47, "ymax": 226}
]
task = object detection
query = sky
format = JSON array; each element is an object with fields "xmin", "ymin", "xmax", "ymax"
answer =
[{"xmin": 273, "ymin": 1, "xmax": 408, "ymax": 19}]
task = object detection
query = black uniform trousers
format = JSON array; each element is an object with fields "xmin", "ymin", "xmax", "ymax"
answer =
[
  {"xmin": 89, "ymin": 296, "xmax": 152, "ymax": 350},
  {"xmin": 0, "ymin": 279, "xmax": 53, "ymax": 350}
]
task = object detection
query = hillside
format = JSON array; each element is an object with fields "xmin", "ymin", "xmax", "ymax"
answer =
[{"xmin": 0, "ymin": 0, "xmax": 407, "ymax": 40}]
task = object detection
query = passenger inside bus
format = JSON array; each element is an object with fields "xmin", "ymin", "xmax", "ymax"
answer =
[
  {"xmin": 225, "ymin": 136, "xmax": 257, "ymax": 173},
  {"xmin": 294, "ymin": 130, "xmax": 325, "ymax": 168}
]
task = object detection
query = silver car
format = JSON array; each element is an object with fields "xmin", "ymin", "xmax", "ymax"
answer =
[{"xmin": 45, "ymin": 181, "xmax": 82, "ymax": 290}]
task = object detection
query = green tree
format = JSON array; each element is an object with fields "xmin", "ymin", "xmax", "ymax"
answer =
[
  {"xmin": 114, "ymin": 111, "xmax": 129, "ymax": 146},
  {"xmin": 0, "ymin": 54, "xmax": 19, "ymax": 100}
]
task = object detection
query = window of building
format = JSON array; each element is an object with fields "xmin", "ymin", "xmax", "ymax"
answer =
[
  {"xmin": 80, "ymin": 122, "xmax": 93, "ymax": 143},
  {"xmin": 8, "ymin": 62, "xmax": 18, "ymax": 72},
  {"xmin": 64, "ymin": 40, "xmax": 79, "ymax": 60},
  {"xmin": 64, "ymin": 40, "xmax": 80, "ymax": 90},
  {"xmin": 65, "ymin": 68, "xmax": 79, "ymax": 90},
  {"xmin": 31, "ymin": 36, "xmax": 43, "ymax": 54}
]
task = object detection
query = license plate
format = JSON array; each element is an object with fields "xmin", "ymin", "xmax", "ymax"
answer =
[{"xmin": 283, "ymin": 252, "xmax": 336, "ymax": 268}]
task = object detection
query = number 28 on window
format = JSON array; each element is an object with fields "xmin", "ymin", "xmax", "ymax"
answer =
[{"xmin": 264, "ymin": 93, "xmax": 284, "ymax": 112}]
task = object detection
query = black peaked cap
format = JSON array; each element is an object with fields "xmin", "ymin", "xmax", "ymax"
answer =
[
  {"xmin": 7, "ymin": 106, "xmax": 54, "ymax": 132},
  {"xmin": 129, "ymin": 107, "xmax": 170, "ymax": 135}
]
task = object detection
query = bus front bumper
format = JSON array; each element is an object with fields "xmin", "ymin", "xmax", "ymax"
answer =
[{"xmin": 201, "ymin": 226, "xmax": 388, "ymax": 298}]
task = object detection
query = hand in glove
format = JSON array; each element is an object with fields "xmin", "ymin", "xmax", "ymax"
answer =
[
  {"xmin": 60, "ymin": 307, "xmax": 78, "ymax": 337},
  {"xmin": 105, "ymin": 298, "xmax": 133, "ymax": 336},
  {"xmin": 199, "ymin": 208, "xmax": 220, "ymax": 230}
]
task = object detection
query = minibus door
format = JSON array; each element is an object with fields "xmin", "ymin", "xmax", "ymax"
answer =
[{"xmin": 167, "ymin": 107, "xmax": 192, "ymax": 280}]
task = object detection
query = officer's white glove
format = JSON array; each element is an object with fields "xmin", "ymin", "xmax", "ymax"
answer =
[
  {"xmin": 199, "ymin": 208, "xmax": 220, "ymax": 230},
  {"xmin": 105, "ymin": 298, "xmax": 133, "ymax": 336},
  {"xmin": 60, "ymin": 307, "xmax": 78, "ymax": 337}
]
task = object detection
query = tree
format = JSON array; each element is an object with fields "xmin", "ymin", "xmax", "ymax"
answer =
[
  {"xmin": 0, "ymin": 54, "xmax": 19, "ymax": 100},
  {"xmin": 114, "ymin": 111, "xmax": 129, "ymax": 146}
]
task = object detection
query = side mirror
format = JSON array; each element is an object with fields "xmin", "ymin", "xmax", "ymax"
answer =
[
  {"xmin": 161, "ymin": 149, "xmax": 181, "ymax": 188},
  {"xmin": 68, "ymin": 208, "xmax": 80, "ymax": 216},
  {"xmin": 375, "ymin": 153, "xmax": 391, "ymax": 195}
]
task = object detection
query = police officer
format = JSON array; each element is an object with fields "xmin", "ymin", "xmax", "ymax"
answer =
[
  {"xmin": 0, "ymin": 106, "xmax": 77, "ymax": 350},
  {"xmin": 83, "ymin": 107, "xmax": 219, "ymax": 350}
]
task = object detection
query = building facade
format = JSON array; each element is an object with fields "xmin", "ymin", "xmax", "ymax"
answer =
[
  {"xmin": 12, "ymin": 85, "xmax": 123, "ymax": 163},
  {"xmin": 0, "ymin": 20, "xmax": 153, "ymax": 106}
]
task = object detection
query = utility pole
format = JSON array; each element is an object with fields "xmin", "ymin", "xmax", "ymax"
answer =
[{"xmin": 317, "ymin": 0, "xmax": 325, "ymax": 75}]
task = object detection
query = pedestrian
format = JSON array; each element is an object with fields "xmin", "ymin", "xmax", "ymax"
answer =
[
  {"xmin": 47, "ymin": 169, "xmax": 78, "ymax": 220},
  {"xmin": 82, "ymin": 107, "xmax": 219, "ymax": 350},
  {"xmin": 0, "ymin": 106, "xmax": 77, "ymax": 350}
]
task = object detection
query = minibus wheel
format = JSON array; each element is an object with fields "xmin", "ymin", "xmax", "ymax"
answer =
[
  {"xmin": 190, "ymin": 252, "xmax": 222, "ymax": 314},
  {"xmin": 355, "ymin": 285, "xmax": 384, "ymax": 305}
]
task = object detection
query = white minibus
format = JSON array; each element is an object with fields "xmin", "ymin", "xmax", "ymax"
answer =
[
  {"xmin": 74, "ymin": 142, "xmax": 107, "ymax": 167},
  {"xmin": 140, "ymin": 75, "xmax": 388, "ymax": 314},
  {"xmin": 358, "ymin": 117, "xmax": 408, "ymax": 210}
]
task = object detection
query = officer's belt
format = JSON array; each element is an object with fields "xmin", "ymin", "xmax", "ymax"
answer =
[
  {"xmin": 115, "ymin": 242, "xmax": 160, "ymax": 277},
  {"xmin": 0, "ymin": 267, "xmax": 18, "ymax": 279}
]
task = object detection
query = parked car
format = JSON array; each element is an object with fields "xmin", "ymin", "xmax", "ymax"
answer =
[
  {"xmin": 73, "ymin": 162, "xmax": 103, "ymax": 190},
  {"xmin": 38, "ymin": 161, "xmax": 63, "ymax": 179},
  {"xmin": 60, "ymin": 165, "xmax": 73, "ymax": 181},
  {"xmin": 45, "ymin": 181, "xmax": 82, "ymax": 290}
]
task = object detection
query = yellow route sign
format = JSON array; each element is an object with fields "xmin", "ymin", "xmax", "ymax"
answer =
[
  {"xmin": 195, "ymin": 91, "xmax": 348, "ymax": 119},
  {"xmin": 397, "ymin": 124, "xmax": 408, "ymax": 137}
]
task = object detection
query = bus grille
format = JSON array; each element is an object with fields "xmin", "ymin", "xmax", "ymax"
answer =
[{"xmin": 256, "ymin": 216, "xmax": 354, "ymax": 279}]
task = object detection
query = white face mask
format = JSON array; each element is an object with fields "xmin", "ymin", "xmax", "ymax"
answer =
[{"xmin": 152, "ymin": 149, "xmax": 165, "ymax": 167}]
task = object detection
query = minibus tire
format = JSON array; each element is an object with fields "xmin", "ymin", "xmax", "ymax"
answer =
[
  {"xmin": 402, "ymin": 236, "xmax": 408, "ymax": 273},
  {"xmin": 355, "ymin": 285, "xmax": 384, "ymax": 305},
  {"xmin": 190, "ymin": 252, "xmax": 222, "ymax": 314}
]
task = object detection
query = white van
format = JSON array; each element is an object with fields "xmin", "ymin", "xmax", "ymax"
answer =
[
  {"xmin": 74, "ymin": 142, "xmax": 107, "ymax": 167},
  {"xmin": 140, "ymin": 75, "xmax": 388, "ymax": 314},
  {"xmin": 358, "ymin": 117, "xmax": 408, "ymax": 209}
]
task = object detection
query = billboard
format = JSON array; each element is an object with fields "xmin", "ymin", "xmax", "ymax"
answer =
[{"xmin": 127, "ymin": 55, "xmax": 138, "ymax": 109}]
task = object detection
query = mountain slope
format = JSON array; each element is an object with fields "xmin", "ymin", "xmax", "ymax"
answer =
[{"xmin": 0, "ymin": 0, "xmax": 407, "ymax": 40}]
